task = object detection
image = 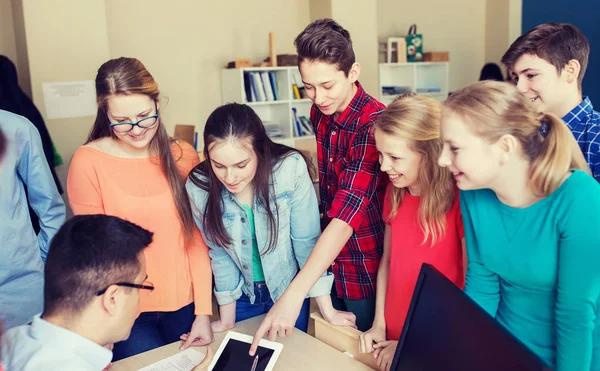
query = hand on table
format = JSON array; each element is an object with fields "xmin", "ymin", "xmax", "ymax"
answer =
[
  {"xmin": 358, "ymin": 325, "xmax": 386, "ymax": 353},
  {"xmin": 373, "ymin": 340, "xmax": 397, "ymax": 371},
  {"xmin": 249, "ymin": 293, "xmax": 303, "ymax": 356},
  {"xmin": 180, "ymin": 315, "xmax": 214, "ymax": 350}
]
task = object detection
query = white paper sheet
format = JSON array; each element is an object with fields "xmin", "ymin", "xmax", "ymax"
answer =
[
  {"xmin": 42, "ymin": 80, "xmax": 97, "ymax": 119},
  {"xmin": 138, "ymin": 348, "xmax": 207, "ymax": 371}
]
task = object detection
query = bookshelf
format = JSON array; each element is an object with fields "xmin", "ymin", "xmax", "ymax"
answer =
[
  {"xmin": 221, "ymin": 66, "xmax": 316, "ymax": 150},
  {"xmin": 378, "ymin": 62, "xmax": 449, "ymax": 105}
]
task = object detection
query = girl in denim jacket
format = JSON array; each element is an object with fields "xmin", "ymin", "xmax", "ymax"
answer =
[{"xmin": 186, "ymin": 103, "xmax": 356, "ymax": 334}]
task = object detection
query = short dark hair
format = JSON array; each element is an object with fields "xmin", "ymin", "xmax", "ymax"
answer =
[
  {"xmin": 43, "ymin": 214, "xmax": 153, "ymax": 316},
  {"xmin": 0, "ymin": 129, "xmax": 6, "ymax": 162},
  {"xmin": 501, "ymin": 23, "xmax": 590, "ymax": 88},
  {"xmin": 294, "ymin": 18, "xmax": 355, "ymax": 76},
  {"xmin": 479, "ymin": 63, "xmax": 505, "ymax": 82}
]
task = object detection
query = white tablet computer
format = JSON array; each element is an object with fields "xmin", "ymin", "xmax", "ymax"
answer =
[{"xmin": 208, "ymin": 331, "xmax": 283, "ymax": 371}]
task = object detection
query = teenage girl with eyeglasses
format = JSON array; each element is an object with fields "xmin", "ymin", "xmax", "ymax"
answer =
[{"xmin": 67, "ymin": 57, "xmax": 213, "ymax": 361}]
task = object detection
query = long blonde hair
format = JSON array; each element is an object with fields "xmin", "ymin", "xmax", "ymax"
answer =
[
  {"xmin": 376, "ymin": 94, "xmax": 454, "ymax": 245},
  {"xmin": 444, "ymin": 81, "xmax": 590, "ymax": 196}
]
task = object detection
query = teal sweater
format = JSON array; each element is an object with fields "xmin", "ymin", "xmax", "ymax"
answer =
[{"xmin": 460, "ymin": 170, "xmax": 600, "ymax": 370}]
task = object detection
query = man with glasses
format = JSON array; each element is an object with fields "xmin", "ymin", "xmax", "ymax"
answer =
[{"xmin": 3, "ymin": 214, "xmax": 156, "ymax": 370}]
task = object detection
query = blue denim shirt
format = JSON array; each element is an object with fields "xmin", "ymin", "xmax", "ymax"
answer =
[
  {"xmin": 186, "ymin": 152, "xmax": 333, "ymax": 305},
  {"xmin": 0, "ymin": 111, "xmax": 65, "ymax": 329}
]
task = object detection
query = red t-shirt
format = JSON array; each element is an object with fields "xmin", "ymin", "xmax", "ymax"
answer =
[{"xmin": 383, "ymin": 185, "xmax": 465, "ymax": 340}]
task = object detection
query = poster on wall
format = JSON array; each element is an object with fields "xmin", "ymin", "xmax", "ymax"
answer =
[{"xmin": 42, "ymin": 80, "xmax": 97, "ymax": 119}]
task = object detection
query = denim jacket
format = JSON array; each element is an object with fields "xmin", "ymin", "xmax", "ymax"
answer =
[{"xmin": 186, "ymin": 152, "xmax": 334, "ymax": 305}]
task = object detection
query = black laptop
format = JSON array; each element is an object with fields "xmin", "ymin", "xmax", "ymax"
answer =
[{"xmin": 389, "ymin": 263, "xmax": 553, "ymax": 371}]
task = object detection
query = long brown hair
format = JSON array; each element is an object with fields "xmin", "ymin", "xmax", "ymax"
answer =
[
  {"xmin": 376, "ymin": 94, "xmax": 454, "ymax": 245},
  {"xmin": 445, "ymin": 81, "xmax": 590, "ymax": 196},
  {"xmin": 188, "ymin": 103, "xmax": 314, "ymax": 254},
  {"xmin": 86, "ymin": 57, "xmax": 194, "ymax": 241}
]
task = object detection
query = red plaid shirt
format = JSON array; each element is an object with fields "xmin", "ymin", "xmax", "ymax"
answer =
[{"xmin": 311, "ymin": 81, "xmax": 388, "ymax": 300}]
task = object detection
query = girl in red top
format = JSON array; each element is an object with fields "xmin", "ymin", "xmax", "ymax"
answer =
[{"xmin": 359, "ymin": 94, "xmax": 466, "ymax": 371}]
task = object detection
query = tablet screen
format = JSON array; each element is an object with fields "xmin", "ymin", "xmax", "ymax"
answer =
[{"xmin": 212, "ymin": 339, "xmax": 274, "ymax": 371}]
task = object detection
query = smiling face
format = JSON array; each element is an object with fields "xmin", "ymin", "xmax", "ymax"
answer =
[
  {"xmin": 375, "ymin": 129, "xmax": 422, "ymax": 195},
  {"xmin": 438, "ymin": 111, "xmax": 503, "ymax": 191},
  {"xmin": 299, "ymin": 60, "xmax": 359, "ymax": 116},
  {"xmin": 208, "ymin": 137, "xmax": 258, "ymax": 197},
  {"xmin": 510, "ymin": 53, "xmax": 576, "ymax": 117},
  {"xmin": 106, "ymin": 94, "xmax": 159, "ymax": 150}
]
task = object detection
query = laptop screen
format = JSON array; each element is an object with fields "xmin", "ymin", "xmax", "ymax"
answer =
[{"xmin": 390, "ymin": 263, "xmax": 552, "ymax": 371}]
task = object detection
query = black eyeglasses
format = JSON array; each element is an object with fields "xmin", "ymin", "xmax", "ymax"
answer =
[
  {"xmin": 96, "ymin": 281, "xmax": 155, "ymax": 296},
  {"xmin": 108, "ymin": 102, "xmax": 159, "ymax": 133}
]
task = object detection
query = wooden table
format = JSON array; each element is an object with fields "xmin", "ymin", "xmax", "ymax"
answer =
[{"xmin": 112, "ymin": 314, "xmax": 373, "ymax": 370}]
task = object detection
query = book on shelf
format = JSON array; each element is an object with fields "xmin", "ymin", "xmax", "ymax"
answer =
[
  {"xmin": 292, "ymin": 107, "xmax": 313, "ymax": 137},
  {"xmin": 261, "ymin": 72, "xmax": 275, "ymax": 101},
  {"xmin": 244, "ymin": 71, "xmax": 281, "ymax": 103},
  {"xmin": 263, "ymin": 121, "xmax": 285, "ymax": 139},
  {"xmin": 268, "ymin": 71, "xmax": 279, "ymax": 100},
  {"xmin": 292, "ymin": 107, "xmax": 302, "ymax": 137},
  {"xmin": 415, "ymin": 87, "xmax": 442, "ymax": 93},
  {"xmin": 298, "ymin": 116, "xmax": 313, "ymax": 136},
  {"xmin": 290, "ymin": 69, "xmax": 305, "ymax": 99},
  {"xmin": 381, "ymin": 86, "xmax": 411, "ymax": 96}
]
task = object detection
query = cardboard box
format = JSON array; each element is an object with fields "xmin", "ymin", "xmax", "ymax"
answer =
[
  {"xmin": 423, "ymin": 52, "xmax": 449, "ymax": 62},
  {"xmin": 174, "ymin": 124, "xmax": 196, "ymax": 147}
]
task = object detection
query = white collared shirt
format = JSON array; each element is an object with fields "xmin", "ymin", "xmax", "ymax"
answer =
[{"xmin": 1, "ymin": 315, "xmax": 112, "ymax": 371}]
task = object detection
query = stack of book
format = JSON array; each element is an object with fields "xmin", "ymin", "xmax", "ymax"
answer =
[
  {"xmin": 292, "ymin": 108, "xmax": 314, "ymax": 137},
  {"xmin": 244, "ymin": 71, "xmax": 280, "ymax": 102}
]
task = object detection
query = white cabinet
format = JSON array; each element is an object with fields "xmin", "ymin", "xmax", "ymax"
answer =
[{"xmin": 378, "ymin": 62, "xmax": 449, "ymax": 105}]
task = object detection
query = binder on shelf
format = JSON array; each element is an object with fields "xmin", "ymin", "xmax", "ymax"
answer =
[
  {"xmin": 243, "ymin": 72, "xmax": 253, "ymax": 102},
  {"xmin": 298, "ymin": 116, "xmax": 314, "ymax": 136},
  {"xmin": 251, "ymin": 72, "xmax": 266, "ymax": 102},
  {"xmin": 292, "ymin": 107, "xmax": 303, "ymax": 137},
  {"xmin": 269, "ymin": 71, "xmax": 279, "ymax": 101},
  {"xmin": 261, "ymin": 71, "xmax": 275, "ymax": 101}
]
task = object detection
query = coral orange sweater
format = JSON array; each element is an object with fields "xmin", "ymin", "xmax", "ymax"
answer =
[{"xmin": 67, "ymin": 141, "xmax": 211, "ymax": 315}]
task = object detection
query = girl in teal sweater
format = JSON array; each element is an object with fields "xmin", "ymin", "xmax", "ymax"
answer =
[{"xmin": 438, "ymin": 81, "xmax": 599, "ymax": 371}]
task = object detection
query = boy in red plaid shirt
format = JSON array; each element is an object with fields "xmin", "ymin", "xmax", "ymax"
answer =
[{"xmin": 251, "ymin": 19, "xmax": 387, "ymax": 353}]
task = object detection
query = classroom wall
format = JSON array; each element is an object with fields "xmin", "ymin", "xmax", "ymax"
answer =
[
  {"xmin": 485, "ymin": 0, "xmax": 510, "ymax": 66},
  {"xmin": 0, "ymin": 0, "xmax": 18, "ymax": 73},
  {"xmin": 104, "ymin": 0, "xmax": 310, "ymax": 138},
  {"xmin": 22, "ymin": 0, "xmax": 111, "ymax": 215},
  {"xmin": 330, "ymin": 0, "xmax": 379, "ymax": 96},
  {"xmin": 0, "ymin": 0, "xmax": 31, "ymax": 96},
  {"xmin": 10, "ymin": 0, "xmax": 31, "ymax": 96},
  {"xmin": 522, "ymin": 0, "xmax": 599, "ymax": 102},
  {"xmin": 377, "ymin": 0, "xmax": 487, "ymax": 92},
  {"xmin": 484, "ymin": 0, "xmax": 522, "ymax": 70}
]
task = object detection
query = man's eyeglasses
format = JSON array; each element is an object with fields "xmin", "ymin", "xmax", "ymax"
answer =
[{"xmin": 96, "ymin": 281, "xmax": 155, "ymax": 296}]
